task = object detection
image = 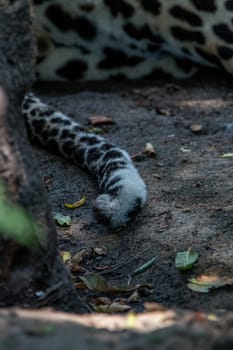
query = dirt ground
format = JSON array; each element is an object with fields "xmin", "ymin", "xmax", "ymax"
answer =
[{"xmin": 2, "ymin": 73, "xmax": 233, "ymax": 349}]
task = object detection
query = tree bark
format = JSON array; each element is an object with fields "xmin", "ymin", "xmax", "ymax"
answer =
[{"xmin": 0, "ymin": 0, "xmax": 79, "ymax": 311}]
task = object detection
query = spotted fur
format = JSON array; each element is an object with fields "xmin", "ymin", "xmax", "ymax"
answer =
[
  {"xmin": 33, "ymin": 0, "xmax": 233, "ymax": 81},
  {"xmin": 22, "ymin": 94, "xmax": 147, "ymax": 228}
]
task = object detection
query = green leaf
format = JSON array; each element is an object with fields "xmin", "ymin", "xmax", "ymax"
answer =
[
  {"xmin": 0, "ymin": 197, "xmax": 42, "ymax": 250},
  {"xmin": 175, "ymin": 248, "xmax": 199, "ymax": 271},
  {"xmin": 54, "ymin": 213, "xmax": 71, "ymax": 227},
  {"xmin": 131, "ymin": 256, "xmax": 156, "ymax": 277},
  {"xmin": 79, "ymin": 274, "xmax": 137, "ymax": 294},
  {"xmin": 79, "ymin": 274, "xmax": 109, "ymax": 291}
]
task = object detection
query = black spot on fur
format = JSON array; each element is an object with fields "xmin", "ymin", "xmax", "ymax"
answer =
[
  {"xmin": 190, "ymin": 0, "xmax": 217, "ymax": 12},
  {"xmin": 105, "ymin": 175, "xmax": 122, "ymax": 190},
  {"xmin": 141, "ymin": 0, "xmax": 161, "ymax": 15},
  {"xmin": 79, "ymin": 4, "xmax": 95, "ymax": 12},
  {"xmin": 42, "ymin": 130, "xmax": 50, "ymax": 143},
  {"xmin": 61, "ymin": 129, "xmax": 76, "ymax": 139},
  {"xmin": 104, "ymin": 0, "xmax": 134, "ymax": 18},
  {"xmin": 50, "ymin": 117, "xmax": 71, "ymax": 125},
  {"xmin": 213, "ymin": 24, "xmax": 233, "ymax": 44},
  {"xmin": 86, "ymin": 147, "xmax": 101, "ymax": 163},
  {"xmin": 102, "ymin": 150, "xmax": 123, "ymax": 162},
  {"xmin": 46, "ymin": 139, "xmax": 60, "ymax": 154},
  {"xmin": 50, "ymin": 128, "xmax": 59, "ymax": 137},
  {"xmin": 79, "ymin": 135, "xmax": 101, "ymax": 145},
  {"xmin": 196, "ymin": 47, "xmax": 222, "ymax": 66},
  {"xmin": 46, "ymin": 4, "xmax": 71, "ymax": 31},
  {"xmin": 56, "ymin": 60, "xmax": 88, "ymax": 80},
  {"xmin": 107, "ymin": 185, "xmax": 122, "ymax": 196},
  {"xmin": 73, "ymin": 148, "xmax": 85, "ymax": 166},
  {"xmin": 62, "ymin": 140, "xmax": 74, "ymax": 157},
  {"xmin": 98, "ymin": 160, "xmax": 127, "ymax": 180},
  {"xmin": 46, "ymin": 4, "xmax": 96, "ymax": 40},
  {"xmin": 169, "ymin": 6, "xmax": 202, "ymax": 26},
  {"xmin": 218, "ymin": 46, "xmax": 233, "ymax": 59},
  {"xmin": 98, "ymin": 47, "xmax": 143, "ymax": 69},
  {"xmin": 225, "ymin": 1, "xmax": 233, "ymax": 10},
  {"xmin": 74, "ymin": 16, "xmax": 97, "ymax": 40},
  {"xmin": 22, "ymin": 101, "xmax": 30, "ymax": 110},
  {"xmin": 170, "ymin": 27, "xmax": 205, "ymax": 44},
  {"xmin": 123, "ymin": 22, "xmax": 164, "ymax": 45},
  {"xmin": 175, "ymin": 57, "xmax": 195, "ymax": 73},
  {"xmin": 29, "ymin": 108, "xmax": 39, "ymax": 117},
  {"xmin": 99, "ymin": 164, "xmax": 127, "ymax": 187},
  {"xmin": 100, "ymin": 143, "xmax": 113, "ymax": 152},
  {"xmin": 32, "ymin": 119, "xmax": 45, "ymax": 134}
]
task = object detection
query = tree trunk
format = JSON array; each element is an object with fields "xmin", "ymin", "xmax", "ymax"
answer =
[{"xmin": 0, "ymin": 0, "xmax": 80, "ymax": 311}]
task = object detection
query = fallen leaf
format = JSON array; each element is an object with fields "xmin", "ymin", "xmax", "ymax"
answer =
[
  {"xmin": 74, "ymin": 282, "xmax": 86, "ymax": 290},
  {"xmin": 128, "ymin": 290, "xmax": 140, "ymax": 302},
  {"xmin": 131, "ymin": 256, "xmax": 156, "ymax": 277},
  {"xmin": 64, "ymin": 196, "xmax": 86, "ymax": 209},
  {"xmin": 70, "ymin": 262, "xmax": 83, "ymax": 273},
  {"xmin": 61, "ymin": 251, "xmax": 72, "ymax": 264},
  {"xmin": 79, "ymin": 274, "xmax": 108, "ymax": 291},
  {"xmin": 221, "ymin": 153, "xmax": 233, "ymax": 158},
  {"xmin": 143, "ymin": 302, "xmax": 166, "ymax": 312},
  {"xmin": 93, "ymin": 246, "xmax": 107, "ymax": 256},
  {"xmin": 143, "ymin": 143, "xmax": 156, "ymax": 158},
  {"xmin": 93, "ymin": 302, "xmax": 131, "ymax": 313},
  {"xmin": 91, "ymin": 297, "xmax": 111, "ymax": 306},
  {"xmin": 88, "ymin": 116, "xmax": 115, "ymax": 126},
  {"xmin": 188, "ymin": 275, "xmax": 233, "ymax": 293},
  {"xmin": 54, "ymin": 213, "xmax": 71, "ymax": 227},
  {"xmin": 190, "ymin": 123, "xmax": 203, "ymax": 133},
  {"xmin": 180, "ymin": 146, "xmax": 191, "ymax": 153},
  {"xmin": 175, "ymin": 248, "xmax": 199, "ymax": 271},
  {"xmin": 80, "ymin": 274, "xmax": 137, "ymax": 294},
  {"xmin": 72, "ymin": 249, "xmax": 87, "ymax": 264},
  {"xmin": 156, "ymin": 107, "xmax": 171, "ymax": 116}
]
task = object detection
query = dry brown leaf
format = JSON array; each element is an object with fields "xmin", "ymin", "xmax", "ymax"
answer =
[
  {"xmin": 74, "ymin": 282, "xmax": 86, "ymax": 290},
  {"xmin": 88, "ymin": 116, "xmax": 115, "ymax": 126},
  {"xmin": 70, "ymin": 262, "xmax": 83, "ymax": 273},
  {"xmin": 143, "ymin": 302, "xmax": 166, "ymax": 312},
  {"xmin": 72, "ymin": 249, "xmax": 87, "ymax": 264},
  {"xmin": 91, "ymin": 297, "xmax": 111, "ymax": 306},
  {"xmin": 93, "ymin": 302, "xmax": 131, "ymax": 313},
  {"xmin": 93, "ymin": 246, "xmax": 107, "ymax": 256},
  {"xmin": 128, "ymin": 290, "xmax": 140, "ymax": 302}
]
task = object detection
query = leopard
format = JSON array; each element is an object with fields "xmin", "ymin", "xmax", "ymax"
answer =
[{"xmin": 23, "ymin": 0, "xmax": 233, "ymax": 228}]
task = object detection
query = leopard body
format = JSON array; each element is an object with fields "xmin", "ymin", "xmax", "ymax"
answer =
[
  {"xmin": 22, "ymin": 0, "xmax": 233, "ymax": 228},
  {"xmin": 33, "ymin": 0, "xmax": 233, "ymax": 81}
]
